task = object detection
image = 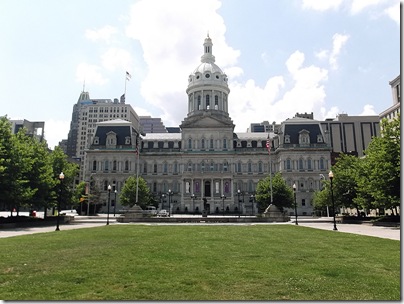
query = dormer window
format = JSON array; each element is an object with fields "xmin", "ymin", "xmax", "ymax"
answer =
[
  {"xmin": 299, "ymin": 129, "xmax": 310, "ymax": 145},
  {"xmin": 205, "ymin": 73, "xmax": 210, "ymax": 78},
  {"xmin": 93, "ymin": 136, "xmax": 99, "ymax": 145},
  {"xmin": 317, "ymin": 134, "xmax": 323, "ymax": 143},
  {"xmin": 284, "ymin": 135, "xmax": 290, "ymax": 144},
  {"xmin": 125, "ymin": 137, "xmax": 131, "ymax": 145},
  {"xmin": 106, "ymin": 131, "xmax": 117, "ymax": 148}
]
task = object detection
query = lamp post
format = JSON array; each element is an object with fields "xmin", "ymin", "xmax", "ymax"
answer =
[
  {"xmin": 329, "ymin": 171, "xmax": 338, "ymax": 231},
  {"xmin": 56, "ymin": 172, "xmax": 64, "ymax": 231},
  {"xmin": 113, "ymin": 189, "xmax": 117, "ymax": 217},
  {"xmin": 191, "ymin": 194, "xmax": 196, "ymax": 215},
  {"xmin": 107, "ymin": 184, "xmax": 111, "ymax": 225},
  {"xmin": 250, "ymin": 194, "xmax": 255, "ymax": 216},
  {"xmin": 168, "ymin": 189, "xmax": 173, "ymax": 217},
  {"xmin": 237, "ymin": 189, "xmax": 241, "ymax": 218},
  {"xmin": 293, "ymin": 183, "xmax": 298, "ymax": 225},
  {"xmin": 221, "ymin": 194, "xmax": 226, "ymax": 216}
]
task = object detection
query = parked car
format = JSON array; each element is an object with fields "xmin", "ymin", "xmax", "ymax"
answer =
[
  {"xmin": 60, "ymin": 210, "xmax": 79, "ymax": 216},
  {"xmin": 157, "ymin": 209, "xmax": 169, "ymax": 217},
  {"xmin": 143, "ymin": 206, "xmax": 158, "ymax": 215}
]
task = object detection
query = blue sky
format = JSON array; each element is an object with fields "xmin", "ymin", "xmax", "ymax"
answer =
[{"xmin": 0, "ymin": 0, "xmax": 400, "ymax": 148}]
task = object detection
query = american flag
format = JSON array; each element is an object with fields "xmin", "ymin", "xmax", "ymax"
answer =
[{"xmin": 266, "ymin": 135, "xmax": 271, "ymax": 155}]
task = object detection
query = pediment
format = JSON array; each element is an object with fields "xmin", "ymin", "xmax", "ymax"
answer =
[{"xmin": 181, "ymin": 112, "xmax": 234, "ymax": 129}]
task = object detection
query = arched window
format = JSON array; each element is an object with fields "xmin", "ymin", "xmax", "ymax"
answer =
[
  {"xmin": 104, "ymin": 160, "xmax": 109, "ymax": 171},
  {"xmin": 258, "ymin": 161, "xmax": 263, "ymax": 173},
  {"xmin": 215, "ymin": 95, "xmax": 219, "ymax": 109},
  {"xmin": 163, "ymin": 163, "xmax": 168, "ymax": 173},
  {"xmin": 210, "ymin": 138, "xmax": 214, "ymax": 149},
  {"xmin": 223, "ymin": 138, "xmax": 227, "ymax": 149},
  {"xmin": 173, "ymin": 162, "xmax": 178, "ymax": 173},
  {"xmin": 286, "ymin": 159, "xmax": 291, "ymax": 170},
  {"xmin": 237, "ymin": 161, "xmax": 242, "ymax": 173},
  {"xmin": 206, "ymin": 95, "xmax": 210, "ymax": 109},
  {"xmin": 197, "ymin": 96, "xmax": 201, "ymax": 110},
  {"xmin": 113, "ymin": 160, "xmax": 117, "ymax": 171},
  {"xmin": 248, "ymin": 162, "xmax": 252, "ymax": 173},
  {"xmin": 201, "ymin": 139, "xmax": 205, "ymax": 149},
  {"xmin": 188, "ymin": 138, "xmax": 192, "ymax": 149},
  {"xmin": 125, "ymin": 160, "xmax": 129, "ymax": 171},
  {"xmin": 319, "ymin": 158, "xmax": 325, "ymax": 170},
  {"xmin": 307, "ymin": 158, "xmax": 312, "ymax": 170},
  {"xmin": 92, "ymin": 160, "xmax": 97, "ymax": 171},
  {"xmin": 153, "ymin": 164, "xmax": 157, "ymax": 173},
  {"xmin": 299, "ymin": 158, "xmax": 304, "ymax": 171}
]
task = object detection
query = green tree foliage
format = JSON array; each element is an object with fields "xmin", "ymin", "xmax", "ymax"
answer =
[
  {"xmin": 49, "ymin": 146, "xmax": 79, "ymax": 211},
  {"xmin": 331, "ymin": 153, "xmax": 362, "ymax": 215},
  {"xmin": 358, "ymin": 115, "xmax": 400, "ymax": 213},
  {"xmin": 256, "ymin": 173, "xmax": 293, "ymax": 212},
  {"xmin": 120, "ymin": 176, "xmax": 153, "ymax": 209}
]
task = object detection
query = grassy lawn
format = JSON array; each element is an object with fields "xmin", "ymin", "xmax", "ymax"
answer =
[{"xmin": 0, "ymin": 225, "xmax": 400, "ymax": 300}]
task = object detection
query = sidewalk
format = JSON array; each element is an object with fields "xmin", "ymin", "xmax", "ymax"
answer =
[{"xmin": 0, "ymin": 216, "xmax": 400, "ymax": 241}]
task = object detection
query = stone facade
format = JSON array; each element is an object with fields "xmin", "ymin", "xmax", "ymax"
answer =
[{"xmin": 82, "ymin": 35, "xmax": 381, "ymax": 216}]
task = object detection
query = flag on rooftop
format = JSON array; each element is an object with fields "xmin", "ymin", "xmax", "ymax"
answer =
[
  {"xmin": 266, "ymin": 134, "xmax": 271, "ymax": 156},
  {"xmin": 126, "ymin": 71, "xmax": 131, "ymax": 80}
]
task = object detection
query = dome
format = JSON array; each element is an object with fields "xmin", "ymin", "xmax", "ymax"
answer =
[{"xmin": 193, "ymin": 62, "xmax": 223, "ymax": 75}]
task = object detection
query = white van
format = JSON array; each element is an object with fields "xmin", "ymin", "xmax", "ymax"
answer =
[{"xmin": 143, "ymin": 206, "xmax": 157, "ymax": 215}]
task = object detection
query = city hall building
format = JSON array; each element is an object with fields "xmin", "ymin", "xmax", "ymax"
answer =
[{"xmin": 81, "ymin": 36, "xmax": 380, "ymax": 216}]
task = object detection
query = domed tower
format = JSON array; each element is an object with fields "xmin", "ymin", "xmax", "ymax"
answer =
[
  {"xmin": 180, "ymin": 35, "xmax": 234, "ymax": 153},
  {"xmin": 185, "ymin": 35, "xmax": 231, "ymax": 119}
]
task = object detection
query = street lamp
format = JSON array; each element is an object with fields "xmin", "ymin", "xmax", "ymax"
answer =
[
  {"xmin": 107, "ymin": 184, "xmax": 111, "ymax": 225},
  {"xmin": 160, "ymin": 193, "xmax": 166, "ymax": 210},
  {"xmin": 191, "ymin": 194, "xmax": 196, "ymax": 215},
  {"xmin": 221, "ymin": 194, "xmax": 226, "ymax": 216},
  {"xmin": 56, "ymin": 172, "xmax": 64, "ymax": 231},
  {"xmin": 237, "ymin": 189, "xmax": 241, "ymax": 218},
  {"xmin": 293, "ymin": 183, "xmax": 298, "ymax": 225},
  {"xmin": 329, "ymin": 171, "xmax": 338, "ymax": 231},
  {"xmin": 113, "ymin": 189, "xmax": 117, "ymax": 217},
  {"xmin": 168, "ymin": 189, "xmax": 173, "ymax": 217}
]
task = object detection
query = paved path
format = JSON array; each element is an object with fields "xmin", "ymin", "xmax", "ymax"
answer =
[{"xmin": 0, "ymin": 216, "xmax": 400, "ymax": 241}]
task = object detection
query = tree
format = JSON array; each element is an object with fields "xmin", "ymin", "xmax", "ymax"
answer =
[
  {"xmin": 120, "ymin": 176, "xmax": 153, "ymax": 209},
  {"xmin": 49, "ymin": 146, "xmax": 79, "ymax": 213},
  {"xmin": 358, "ymin": 115, "xmax": 400, "ymax": 214},
  {"xmin": 331, "ymin": 153, "xmax": 362, "ymax": 216},
  {"xmin": 256, "ymin": 173, "xmax": 294, "ymax": 212}
]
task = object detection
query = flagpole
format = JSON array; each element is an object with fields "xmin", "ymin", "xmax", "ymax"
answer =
[
  {"xmin": 135, "ymin": 136, "xmax": 140, "ymax": 205},
  {"xmin": 266, "ymin": 134, "xmax": 273, "ymax": 204},
  {"xmin": 124, "ymin": 75, "xmax": 127, "ymax": 97},
  {"xmin": 269, "ymin": 153, "xmax": 273, "ymax": 203}
]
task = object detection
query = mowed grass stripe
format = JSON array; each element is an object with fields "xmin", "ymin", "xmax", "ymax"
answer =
[{"xmin": 0, "ymin": 225, "xmax": 400, "ymax": 300}]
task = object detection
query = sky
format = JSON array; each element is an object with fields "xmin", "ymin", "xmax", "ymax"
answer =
[{"xmin": 1, "ymin": 0, "xmax": 401, "ymax": 149}]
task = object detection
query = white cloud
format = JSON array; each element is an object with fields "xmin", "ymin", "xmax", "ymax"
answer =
[
  {"xmin": 101, "ymin": 47, "xmax": 133, "ymax": 71},
  {"xmin": 76, "ymin": 62, "xmax": 108, "ymax": 86},
  {"xmin": 85, "ymin": 25, "xmax": 117, "ymax": 43},
  {"xmin": 359, "ymin": 104, "xmax": 377, "ymax": 115},
  {"xmin": 315, "ymin": 49, "xmax": 329, "ymax": 61},
  {"xmin": 44, "ymin": 119, "xmax": 70, "ymax": 149},
  {"xmin": 383, "ymin": 1, "xmax": 400, "ymax": 25},
  {"xmin": 329, "ymin": 33, "xmax": 350, "ymax": 70},
  {"xmin": 125, "ymin": 0, "xmax": 240, "ymax": 127},
  {"xmin": 302, "ymin": 0, "xmax": 343, "ymax": 11},
  {"xmin": 301, "ymin": 0, "xmax": 400, "ymax": 24},
  {"xmin": 320, "ymin": 106, "xmax": 340, "ymax": 120},
  {"xmin": 350, "ymin": 0, "xmax": 388, "ymax": 14}
]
